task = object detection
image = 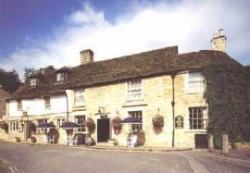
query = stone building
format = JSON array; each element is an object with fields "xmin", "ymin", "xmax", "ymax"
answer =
[{"xmin": 2, "ymin": 29, "xmax": 243, "ymax": 148}]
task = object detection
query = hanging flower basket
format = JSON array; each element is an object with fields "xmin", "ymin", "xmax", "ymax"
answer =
[
  {"xmin": 0, "ymin": 122, "xmax": 9, "ymax": 133},
  {"xmin": 112, "ymin": 116, "xmax": 122, "ymax": 134},
  {"xmin": 86, "ymin": 118, "xmax": 95, "ymax": 134},
  {"xmin": 28, "ymin": 122, "xmax": 36, "ymax": 134},
  {"xmin": 152, "ymin": 115, "xmax": 164, "ymax": 134}
]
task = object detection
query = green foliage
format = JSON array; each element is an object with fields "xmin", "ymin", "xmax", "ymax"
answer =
[
  {"xmin": 203, "ymin": 63, "xmax": 250, "ymax": 148},
  {"xmin": 0, "ymin": 68, "xmax": 21, "ymax": 93}
]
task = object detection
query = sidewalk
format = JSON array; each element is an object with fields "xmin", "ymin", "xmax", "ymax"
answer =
[
  {"xmin": 87, "ymin": 144, "xmax": 192, "ymax": 152},
  {"xmin": 1, "ymin": 140, "xmax": 191, "ymax": 152}
]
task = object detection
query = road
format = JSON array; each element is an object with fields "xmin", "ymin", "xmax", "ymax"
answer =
[{"xmin": 0, "ymin": 141, "xmax": 249, "ymax": 173}]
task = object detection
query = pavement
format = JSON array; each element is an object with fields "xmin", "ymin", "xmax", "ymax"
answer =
[{"xmin": 0, "ymin": 141, "xmax": 250, "ymax": 173}]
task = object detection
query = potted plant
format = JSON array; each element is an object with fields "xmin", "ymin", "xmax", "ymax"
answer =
[
  {"xmin": 0, "ymin": 122, "xmax": 8, "ymax": 133},
  {"xmin": 86, "ymin": 118, "xmax": 95, "ymax": 134},
  {"xmin": 112, "ymin": 116, "xmax": 122, "ymax": 134},
  {"xmin": 152, "ymin": 115, "xmax": 164, "ymax": 134}
]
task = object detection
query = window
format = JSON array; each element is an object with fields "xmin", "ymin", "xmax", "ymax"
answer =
[
  {"xmin": 189, "ymin": 107, "xmax": 206, "ymax": 130},
  {"xmin": 56, "ymin": 118, "xmax": 65, "ymax": 128},
  {"xmin": 187, "ymin": 72, "xmax": 205, "ymax": 93},
  {"xmin": 10, "ymin": 121, "xmax": 19, "ymax": 131},
  {"xmin": 56, "ymin": 73, "xmax": 65, "ymax": 82},
  {"xmin": 75, "ymin": 115, "xmax": 86, "ymax": 132},
  {"xmin": 44, "ymin": 97, "xmax": 51, "ymax": 109},
  {"xmin": 128, "ymin": 111, "xmax": 143, "ymax": 131},
  {"xmin": 37, "ymin": 119, "xmax": 47, "ymax": 133},
  {"xmin": 74, "ymin": 89, "xmax": 85, "ymax": 106},
  {"xmin": 30, "ymin": 78, "xmax": 37, "ymax": 86},
  {"xmin": 128, "ymin": 79, "xmax": 142, "ymax": 101},
  {"xmin": 17, "ymin": 100, "xmax": 22, "ymax": 111}
]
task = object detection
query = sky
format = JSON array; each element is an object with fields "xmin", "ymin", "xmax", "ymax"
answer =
[{"xmin": 0, "ymin": 0, "xmax": 250, "ymax": 79}]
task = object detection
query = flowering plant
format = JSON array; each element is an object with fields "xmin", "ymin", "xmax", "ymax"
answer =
[{"xmin": 112, "ymin": 116, "xmax": 122, "ymax": 134}]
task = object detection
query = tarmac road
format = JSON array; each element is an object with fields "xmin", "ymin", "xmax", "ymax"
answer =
[{"xmin": 0, "ymin": 141, "xmax": 249, "ymax": 173}]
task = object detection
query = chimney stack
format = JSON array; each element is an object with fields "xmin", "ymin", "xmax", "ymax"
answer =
[
  {"xmin": 80, "ymin": 49, "xmax": 94, "ymax": 64},
  {"xmin": 211, "ymin": 29, "xmax": 227, "ymax": 52}
]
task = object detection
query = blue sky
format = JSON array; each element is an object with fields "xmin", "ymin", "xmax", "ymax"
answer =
[{"xmin": 0, "ymin": 0, "xmax": 249, "ymax": 77}]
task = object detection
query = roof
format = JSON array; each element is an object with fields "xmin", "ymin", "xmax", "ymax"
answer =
[{"xmin": 8, "ymin": 46, "xmax": 241, "ymax": 100}]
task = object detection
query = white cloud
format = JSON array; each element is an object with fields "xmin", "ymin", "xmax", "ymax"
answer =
[{"xmin": 1, "ymin": 0, "xmax": 250, "ymax": 79}]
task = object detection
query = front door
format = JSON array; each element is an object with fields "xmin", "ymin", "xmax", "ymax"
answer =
[
  {"xmin": 97, "ymin": 118, "xmax": 110, "ymax": 142},
  {"xmin": 195, "ymin": 134, "xmax": 208, "ymax": 149}
]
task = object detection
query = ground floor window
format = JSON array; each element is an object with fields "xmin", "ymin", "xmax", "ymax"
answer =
[
  {"xmin": 189, "ymin": 107, "xmax": 206, "ymax": 130},
  {"xmin": 128, "ymin": 111, "xmax": 143, "ymax": 131},
  {"xmin": 37, "ymin": 119, "xmax": 48, "ymax": 133},
  {"xmin": 75, "ymin": 115, "xmax": 86, "ymax": 132},
  {"xmin": 56, "ymin": 118, "xmax": 65, "ymax": 128},
  {"xmin": 10, "ymin": 121, "xmax": 19, "ymax": 131}
]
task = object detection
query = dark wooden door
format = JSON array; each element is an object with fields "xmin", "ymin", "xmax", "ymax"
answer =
[
  {"xmin": 195, "ymin": 134, "xmax": 208, "ymax": 149},
  {"xmin": 97, "ymin": 118, "xmax": 110, "ymax": 142}
]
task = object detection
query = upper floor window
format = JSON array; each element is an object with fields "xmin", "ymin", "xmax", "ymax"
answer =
[
  {"xmin": 74, "ymin": 89, "xmax": 85, "ymax": 106},
  {"xmin": 129, "ymin": 111, "xmax": 143, "ymax": 132},
  {"xmin": 17, "ymin": 100, "xmax": 22, "ymax": 111},
  {"xmin": 189, "ymin": 107, "xmax": 207, "ymax": 130},
  {"xmin": 30, "ymin": 78, "xmax": 37, "ymax": 87},
  {"xmin": 75, "ymin": 115, "xmax": 86, "ymax": 132},
  {"xmin": 128, "ymin": 79, "xmax": 142, "ymax": 101},
  {"xmin": 187, "ymin": 72, "xmax": 205, "ymax": 93},
  {"xmin": 56, "ymin": 73, "xmax": 65, "ymax": 82},
  {"xmin": 44, "ymin": 97, "xmax": 51, "ymax": 109}
]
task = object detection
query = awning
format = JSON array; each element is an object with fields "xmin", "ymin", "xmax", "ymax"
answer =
[
  {"xmin": 61, "ymin": 121, "xmax": 80, "ymax": 129},
  {"xmin": 121, "ymin": 117, "xmax": 141, "ymax": 124},
  {"xmin": 37, "ymin": 122, "xmax": 56, "ymax": 129}
]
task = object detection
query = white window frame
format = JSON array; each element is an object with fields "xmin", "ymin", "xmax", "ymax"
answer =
[
  {"xmin": 186, "ymin": 72, "xmax": 205, "ymax": 94},
  {"xmin": 37, "ymin": 119, "xmax": 48, "ymax": 134},
  {"xmin": 30, "ymin": 78, "xmax": 37, "ymax": 87},
  {"xmin": 189, "ymin": 107, "xmax": 207, "ymax": 130},
  {"xmin": 74, "ymin": 89, "xmax": 85, "ymax": 106},
  {"xmin": 17, "ymin": 100, "xmax": 22, "ymax": 111},
  {"xmin": 128, "ymin": 111, "xmax": 143, "ymax": 132},
  {"xmin": 44, "ymin": 97, "xmax": 51, "ymax": 110},
  {"xmin": 56, "ymin": 73, "xmax": 65, "ymax": 82},
  {"xmin": 74, "ymin": 115, "xmax": 86, "ymax": 132},
  {"xmin": 127, "ymin": 79, "xmax": 142, "ymax": 101}
]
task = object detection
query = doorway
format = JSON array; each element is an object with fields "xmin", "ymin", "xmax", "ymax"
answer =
[
  {"xmin": 195, "ymin": 134, "xmax": 208, "ymax": 149},
  {"xmin": 97, "ymin": 118, "xmax": 110, "ymax": 142}
]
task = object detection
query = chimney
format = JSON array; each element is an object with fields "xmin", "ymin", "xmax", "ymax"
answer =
[
  {"xmin": 211, "ymin": 29, "xmax": 227, "ymax": 52},
  {"xmin": 80, "ymin": 49, "xmax": 94, "ymax": 64}
]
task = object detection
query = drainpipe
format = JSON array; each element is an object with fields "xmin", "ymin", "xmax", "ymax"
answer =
[
  {"xmin": 65, "ymin": 90, "xmax": 70, "ymax": 121},
  {"xmin": 171, "ymin": 73, "xmax": 176, "ymax": 148}
]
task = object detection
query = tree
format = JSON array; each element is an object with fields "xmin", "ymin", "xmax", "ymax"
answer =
[{"xmin": 0, "ymin": 69, "xmax": 21, "ymax": 93}]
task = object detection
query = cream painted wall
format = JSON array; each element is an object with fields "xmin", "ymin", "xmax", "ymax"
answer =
[{"xmin": 8, "ymin": 95, "xmax": 67, "ymax": 117}]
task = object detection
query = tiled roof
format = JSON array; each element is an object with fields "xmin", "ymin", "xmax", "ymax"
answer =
[{"xmin": 8, "ymin": 46, "xmax": 241, "ymax": 100}]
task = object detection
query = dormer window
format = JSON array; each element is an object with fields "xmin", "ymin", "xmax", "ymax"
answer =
[
  {"xmin": 30, "ymin": 78, "xmax": 37, "ymax": 87},
  {"xmin": 56, "ymin": 73, "xmax": 65, "ymax": 82}
]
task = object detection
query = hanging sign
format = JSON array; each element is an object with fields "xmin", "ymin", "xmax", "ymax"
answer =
[{"xmin": 175, "ymin": 115, "xmax": 183, "ymax": 129}]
